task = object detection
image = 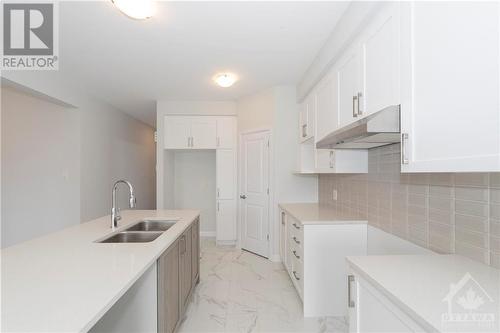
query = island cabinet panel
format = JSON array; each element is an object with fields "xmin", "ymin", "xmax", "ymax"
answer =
[
  {"xmin": 158, "ymin": 221, "xmax": 200, "ymax": 333},
  {"xmin": 191, "ymin": 219, "xmax": 200, "ymax": 286},
  {"xmin": 158, "ymin": 240, "xmax": 180, "ymax": 333},
  {"xmin": 180, "ymin": 226, "xmax": 193, "ymax": 313}
]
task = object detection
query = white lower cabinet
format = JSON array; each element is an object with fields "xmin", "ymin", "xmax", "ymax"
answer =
[
  {"xmin": 280, "ymin": 209, "xmax": 367, "ymax": 317},
  {"xmin": 216, "ymin": 199, "xmax": 236, "ymax": 244},
  {"xmin": 348, "ymin": 269, "xmax": 425, "ymax": 333}
]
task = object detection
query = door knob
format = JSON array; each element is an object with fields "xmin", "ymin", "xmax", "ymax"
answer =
[{"xmin": 240, "ymin": 195, "xmax": 247, "ymax": 199}]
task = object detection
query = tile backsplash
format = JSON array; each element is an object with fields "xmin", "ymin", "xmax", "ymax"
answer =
[{"xmin": 318, "ymin": 144, "xmax": 500, "ymax": 268}]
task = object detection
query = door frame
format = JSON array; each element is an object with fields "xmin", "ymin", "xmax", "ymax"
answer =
[{"xmin": 237, "ymin": 128, "xmax": 274, "ymax": 258}]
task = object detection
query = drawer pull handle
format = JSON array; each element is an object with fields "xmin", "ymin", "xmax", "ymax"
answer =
[
  {"xmin": 292, "ymin": 250, "xmax": 300, "ymax": 259},
  {"xmin": 293, "ymin": 271, "xmax": 300, "ymax": 281},
  {"xmin": 292, "ymin": 223, "xmax": 300, "ymax": 230},
  {"xmin": 293, "ymin": 236, "xmax": 300, "ymax": 245}
]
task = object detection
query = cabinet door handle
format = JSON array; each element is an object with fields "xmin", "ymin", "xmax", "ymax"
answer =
[
  {"xmin": 329, "ymin": 150, "xmax": 334, "ymax": 168},
  {"xmin": 352, "ymin": 96, "xmax": 358, "ymax": 118},
  {"xmin": 191, "ymin": 136, "xmax": 194, "ymax": 147},
  {"xmin": 180, "ymin": 235, "xmax": 186, "ymax": 255},
  {"xmin": 281, "ymin": 212, "xmax": 286, "ymax": 225},
  {"xmin": 302, "ymin": 124, "xmax": 307, "ymax": 138},
  {"xmin": 348, "ymin": 275, "xmax": 355, "ymax": 308},
  {"xmin": 240, "ymin": 194, "xmax": 247, "ymax": 199},
  {"xmin": 401, "ymin": 133, "xmax": 409, "ymax": 165},
  {"xmin": 293, "ymin": 271, "xmax": 300, "ymax": 281},
  {"xmin": 292, "ymin": 236, "xmax": 300, "ymax": 245},
  {"xmin": 187, "ymin": 137, "xmax": 190, "ymax": 147},
  {"xmin": 292, "ymin": 223, "xmax": 300, "ymax": 230},
  {"xmin": 292, "ymin": 250, "xmax": 300, "ymax": 259},
  {"xmin": 217, "ymin": 188, "xmax": 220, "ymax": 198},
  {"xmin": 357, "ymin": 92, "xmax": 363, "ymax": 116}
]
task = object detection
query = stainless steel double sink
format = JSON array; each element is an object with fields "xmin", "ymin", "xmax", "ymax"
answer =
[{"xmin": 97, "ymin": 220, "xmax": 177, "ymax": 243}]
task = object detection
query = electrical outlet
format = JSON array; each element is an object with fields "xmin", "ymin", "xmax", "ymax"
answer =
[{"xmin": 332, "ymin": 189, "xmax": 338, "ymax": 201}]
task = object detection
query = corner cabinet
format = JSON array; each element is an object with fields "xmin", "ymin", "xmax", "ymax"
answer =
[
  {"xmin": 399, "ymin": 1, "xmax": 500, "ymax": 172},
  {"xmin": 347, "ymin": 268, "xmax": 425, "ymax": 333},
  {"xmin": 158, "ymin": 219, "xmax": 200, "ymax": 333}
]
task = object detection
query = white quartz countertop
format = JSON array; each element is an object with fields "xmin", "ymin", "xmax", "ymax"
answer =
[
  {"xmin": 1, "ymin": 209, "xmax": 200, "ymax": 333},
  {"xmin": 279, "ymin": 203, "xmax": 367, "ymax": 225},
  {"xmin": 347, "ymin": 255, "xmax": 500, "ymax": 332}
]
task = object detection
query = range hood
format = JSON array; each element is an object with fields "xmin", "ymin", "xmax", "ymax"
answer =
[{"xmin": 316, "ymin": 105, "xmax": 401, "ymax": 149}]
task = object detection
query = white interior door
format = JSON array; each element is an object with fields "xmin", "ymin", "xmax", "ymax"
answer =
[{"xmin": 240, "ymin": 131, "xmax": 270, "ymax": 258}]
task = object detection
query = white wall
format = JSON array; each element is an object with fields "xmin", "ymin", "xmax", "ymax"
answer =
[
  {"xmin": 173, "ymin": 151, "xmax": 216, "ymax": 234},
  {"xmin": 157, "ymin": 100, "xmax": 236, "ymax": 116},
  {"xmin": 1, "ymin": 82, "xmax": 156, "ymax": 247},
  {"xmin": 237, "ymin": 86, "xmax": 318, "ymax": 261},
  {"xmin": 1, "ymin": 86, "xmax": 80, "ymax": 247}
]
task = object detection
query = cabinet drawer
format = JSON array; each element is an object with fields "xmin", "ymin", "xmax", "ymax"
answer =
[
  {"xmin": 288, "ymin": 217, "xmax": 303, "ymax": 243},
  {"xmin": 288, "ymin": 236, "xmax": 303, "ymax": 262},
  {"xmin": 291, "ymin": 252, "xmax": 304, "ymax": 298}
]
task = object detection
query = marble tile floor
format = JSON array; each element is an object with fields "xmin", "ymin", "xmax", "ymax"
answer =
[{"xmin": 178, "ymin": 238, "xmax": 348, "ymax": 333}]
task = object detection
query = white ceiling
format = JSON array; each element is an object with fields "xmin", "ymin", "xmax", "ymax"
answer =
[{"xmin": 59, "ymin": 1, "xmax": 349, "ymax": 126}]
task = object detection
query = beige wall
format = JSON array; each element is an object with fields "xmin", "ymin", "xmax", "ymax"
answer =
[
  {"xmin": 237, "ymin": 88, "xmax": 275, "ymax": 133},
  {"xmin": 318, "ymin": 143, "xmax": 500, "ymax": 268},
  {"xmin": 1, "ymin": 85, "xmax": 156, "ymax": 247}
]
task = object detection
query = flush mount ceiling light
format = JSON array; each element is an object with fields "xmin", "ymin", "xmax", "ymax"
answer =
[
  {"xmin": 112, "ymin": 0, "xmax": 154, "ymax": 20},
  {"xmin": 214, "ymin": 73, "xmax": 238, "ymax": 88}
]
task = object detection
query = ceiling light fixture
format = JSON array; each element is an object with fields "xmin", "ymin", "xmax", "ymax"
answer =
[
  {"xmin": 112, "ymin": 0, "xmax": 154, "ymax": 20},
  {"xmin": 214, "ymin": 73, "xmax": 238, "ymax": 88}
]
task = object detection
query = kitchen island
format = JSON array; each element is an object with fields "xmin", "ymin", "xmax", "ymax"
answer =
[{"xmin": 1, "ymin": 209, "xmax": 200, "ymax": 332}]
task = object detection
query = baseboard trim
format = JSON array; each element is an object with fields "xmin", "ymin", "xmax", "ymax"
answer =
[{"xmin": 200, "ymin": 231, "xmax": 216, "ymax": 238}]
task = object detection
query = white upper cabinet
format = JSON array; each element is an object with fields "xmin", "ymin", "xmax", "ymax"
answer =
[
  {"xmin": 190, "ymin": 117, "xmax": 217, "ymax": 149},
  {"xmin": 361, "ymin": 2, "xmax": 400, "ymax": 116},
  {"xmin": 299, "ymin": 94, "xmax": 315, "ymax": 142},
  {"xmin": 216, "ymin": 117, "xmax": 236, "ymax": 148},
  {"xmin": 165, "ymin": 116, "xmax": 236, "ymax": 150},
  {"xmin": 315, "ymin": 71, "xmax": 338, "ymax": 141},
  {"xmin": 400, "ymin": 1, "xmax": 500, "ymax": 172},
  {"xmin": 338, "ymin": 48, "xmax": 362, "ymax": 127},
  {"xmin": 164, "ymin": 116, "xmax": 191, "ymax": 149}
]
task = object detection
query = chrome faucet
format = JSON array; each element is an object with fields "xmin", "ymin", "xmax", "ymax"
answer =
[{"xmin": 111, "ymin": 180, "xmax": 136, "ymax": 230}]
